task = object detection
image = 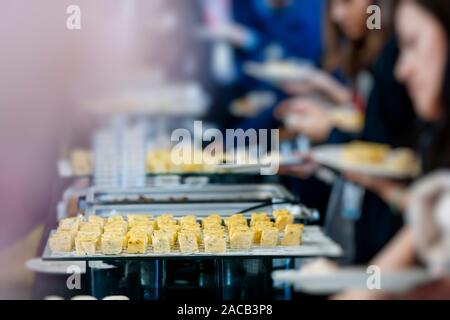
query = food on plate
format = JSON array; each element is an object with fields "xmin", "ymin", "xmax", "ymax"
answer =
[
  {"xmin": 49, "ymin": 231, "xmax": 74, "ymax": 252},
  {"xmin": 204, "ymin": 234, "xmax": 227, "ymax": 253},
  {"xmin": 342, "ymin": 141, "xmax": 391, "ymax": 165},
  {"xmin": 75, "ymin": 232, "xmax": 99, "ymax": 255},
  {"xmin": 281, "ymin": 224, "xmax": 304, "ymax": 246},
  {"xmin": 273, "ymin": 209, "xmax": 294, "ymax": 231},
  {"xmin": 230, "ymin": 229, "xmax": 254, "ymax": 250},
  {"xmin": 178, "ymin": 232, "xmax": 199, "ymax": 253},
  {"xmin": 49, "ymin": 210, "xmax": 304, "ymax": 255},
  {"xmin": 152, "ymin": 231, "xmax": 171, "ymax": 253},
  {"xmin": 126, "ymin": 231, "xmax": 148, "ymax": 254},
  {"xmin": 260, "ymin": 227, "xmax": 279, "ymax": 247},
  {"xmin": 329, "ymin": 109, "xmax": 365, "ymax": 133},
  {"xmin": 100, "ymin": 233, "xmax": 123, "ymax": 255}
]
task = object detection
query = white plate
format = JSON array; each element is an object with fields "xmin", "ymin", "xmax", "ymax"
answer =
[
  {"xmin": 311, "ymin": 145, "xmax": 418, "ymax": 179},
  {"xmin": 272, "ymin": 267, "xmax": 433, "ymax": 294},
  {"xmin": 244, "ymin": 61, "xmax": 313, "ymax": 83},
  {"xmin": 25, "ymin": 258, "xmax": 86, "ymax": 274}
]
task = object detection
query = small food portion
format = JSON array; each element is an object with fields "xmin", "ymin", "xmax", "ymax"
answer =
[
  {"xmin": 75, "ymin": 232, "xmax": 99, "ymax": 255},
  {"xmin": 48, "ymin": 211, "xmax": 305, "ymax": 256},
  {"xmin": 178, "ymin": 232, "xmax": 199, "ymax": 253},
  {"xmin": 126, "ymin": 231, "xmax": 148, "ymax": 254},
  {"xmin": 152, "ymin": 231, "xmax": 171, "ymax": 254},
  {"xmin": 342, "ymin": 141, "xmax": 391, "ymax": 165},
  {"xmin": 49, "ymin": 231, "xmax": 74, "ymax": 253},
  {"xmin": 229, "ymin": 229, "xmax": 254, "ymax": 250},
  {"xmin": 260, "ymin": 227, "xmax": 279, "ymax": 247},
  {"xmin": 281, "ymin": 224, "xmax": 304, "ymax": 246},
  {"xmin": 329, "ymin": 109, "xmax": 365, "ymax": 133},
  {"xmin": 341, "ymin": 141, "xmax": 421, "ymax": 176}
]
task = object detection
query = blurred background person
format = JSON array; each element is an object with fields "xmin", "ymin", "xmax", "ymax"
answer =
[
  {"xmin": 276, "ymin": 0, "xmax": 417, "ymax": 264},
  {"xmin": 330, "ymin": 0, "xmax": 450, "ymax": 299}
]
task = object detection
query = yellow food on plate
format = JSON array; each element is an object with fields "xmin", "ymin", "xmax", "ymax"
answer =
[
  {"xmin": 204, "ymin": 234, "xmax": 227, "ymax": 253},
  {"xmin": 250, "ymin": 212, "xmax": 270, "ymax": 227},
  {"xmin": 49, "ymin": 231, "xmax": 74, "ymax": 252},
  {"xmin": 152, "ymin": 231, "xmax": 171, "ymax": 253},
  {"xmin": 229, "ymin": 230, "xmax": 253, "ymax": 250},
  {"xmin": 179, "ymin": 215, "xmax": 197, "ymax": 225},
  {"xmin": 58, "ymin": 217, "xmax": 81, "ymax": 235},
  {"xmin": 79, "ymin": 222, "xmax": 102, "ymax": 237},
  {"xmin": 126, "ymin": 232, "xmax": 148, "ymax": 254},
  {"xmin": 178, "ymin": 232, "xmax": 199, "ymax": 253},
  {"xmin": 342, "ymin": 141, "xmax": 390, "ymax": 165},
  {"xmin": 75, "ymin": 232, "xmax": 99, "ymax": 255},
  {"xmin": 385, "ymin": 148, "xmax": 421, "ymax": 174},
  {"xmin": 260, "ymin": 227, "xmax": 279, "ymax": 247},
  {"xmin": 274, "ymin": 214, "xmax": 294, "ymax": 232},
  {"xmin": 88, "ymin": 216, "xmax": 105, "ymax": 228},
  {"xmin": 281, "ymin": 224, "xmax": 304, "ymax": 246},
  {"xmin": 101, "ymin": 234, "xmax": 123, "ymax": 255},
  {"xmin": 251, "ymin": 221, "xmax": 274, "ymax": 244}
]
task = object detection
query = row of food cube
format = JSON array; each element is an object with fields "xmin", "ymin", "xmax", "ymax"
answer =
[{"xmin": 48, "ymin": 211, "xmax": 303, "ymax": 255}]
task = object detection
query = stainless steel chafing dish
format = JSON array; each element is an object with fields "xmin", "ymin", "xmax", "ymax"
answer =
[{"xmin": 85, "ymin": 184, "xmax": 294, "ymax": 204}]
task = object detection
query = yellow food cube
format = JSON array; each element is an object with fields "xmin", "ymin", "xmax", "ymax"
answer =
[
  {"xmin": 229, "ymin": 230, "xmax": 253, "ymax": 250},
  {"xmin": 127, "ymin": 233, "xmax": 148, "ymax": 254},
  {"xmin": 75, "ymin": 233, "xmax": 98, "ymax": 255},
  {"xmin": 250, "ymin": 212, "xmax": 270, "ymax": 226},
  {"xmin": 79, "ymin": 222, "xmax": 102, "ymax": 237},
  {"xmin": 272, "ymin": 209, "xmax": 290, "ymax": 219},
  {"xmin": 104, "ymin": 221, "xmax": 128, "ymax": 235},
  {"xmin": 101, "ymin": 234, "xmax": 123, "ymax": 255},
  {"xmin": 49, "ymin": 231, "xmax": 74, "ymax": 252},
  {"xmin": 281, "ymin": 224, "xmax": 304, "ymax": 246},
  {"xmin": 180, "ymin": 215, "xmax": 197, "ymax": 225},
  {"xmin": 163, "ymin": 230, "xmax": 178, "ymax": 246},
  {"xmin": 107, "ymin": 215, "xmax": 124, "ymax": 223},
  {"xmin": 275, "ymin": 214, "xmax": 294, "ymax": 231},
  {"xmin": 260, "ymin": 227, "xmax": 279, "ymax": 247},
  {"xmin": 204, "ymin": 235, "xmax": 227, "ymax": 253},
  {"xmin": 88, "ymin": 216, "xmax": 105, "ymax": 228},
  {"xmin": 152, "ymin": 231, "xmax": 171, "ymax": 253},
  {"xmin": 178, "ymin": 232, "xmax": 199, "ymax": 253},
  {"xmin": 57, "ymin": 217, "xmax": 81, "ymax": 237}
]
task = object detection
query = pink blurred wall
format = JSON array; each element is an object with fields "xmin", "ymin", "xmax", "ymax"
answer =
[{"xmin": 0, "ymin": 0, "xmax": 143, "ymax": 247}]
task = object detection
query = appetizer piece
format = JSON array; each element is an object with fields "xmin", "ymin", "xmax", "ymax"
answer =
[
  {"xmin": 79, "ymin": 222, "xmax": 102, "ymax": 237},
  {"xmin": 152, "ymin": 231, "xmax": 171, "ymax": 253},
  {"xmin": 260, "ymin": 227, "xmax": 279, "ymax": 247},
  {"xmin": 75, "ymin": 232, "xmax": 99, "ymax": 255},
  {"xmin": 58, "ymin": 216, "xmax": 81, "ymax": 236},
  {"xmin": 49, "ymin": 231, "xmax": 74, "ymax": 252},
  {"xmin": 88, "ymin": 216, "xmax": 105, "ymax": 228},
  {"xmin": 101, "ymin": 233, "xmax": 123, "ymax": 255},
  {"xmin": 250, "ymin": 212, "xmax": 270, "ymax": 227},
  {"xmin": 204, "ymin": 234, "xmax": 227, "ymax": 253},
  {"xmin": 229, "ymin": 230, "xmax": 253, "ymax": 250},
  {"xmin": 273, "ymin": 210, "xmax": 294, "ymax": 231},
  {"xmin": 178, "ymin": 232, "xmax": 199, "ymax": 253},
  {"xmin": 179, "ymin": 215, "xmax": 197, "ymax": 226},
  {"xmin": 126, "ymin": 231, "xmax": 148, "ymax": 254},
  {"xmin": 281, "ymin": 224, "xmax": 304, "ymax": 246}
]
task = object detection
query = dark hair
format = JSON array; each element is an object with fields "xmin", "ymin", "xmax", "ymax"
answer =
[
  {"xmin": 324, "ymin": 0, "xmax": 398, "ymax": 79},
  {"xmin": 411, "ymin": 0, "xmax": 450, "ymax": 173}
]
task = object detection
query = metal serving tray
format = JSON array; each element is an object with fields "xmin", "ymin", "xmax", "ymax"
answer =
[
  {"xmin": 86, "ymin": 184, "xmax": 294, "ymax": 205},
  {"xmin": 84, "ymin": 202, "xmax": 299, "ymax": 218},
  {"xmin": 42, "ymin": 226, "xmax": 342, "ymax": 261}
]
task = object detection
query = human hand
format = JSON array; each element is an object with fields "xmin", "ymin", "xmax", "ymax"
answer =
[{"xmin": 274, "ymin": 97, "xmax": 333, "ymax": 143}]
